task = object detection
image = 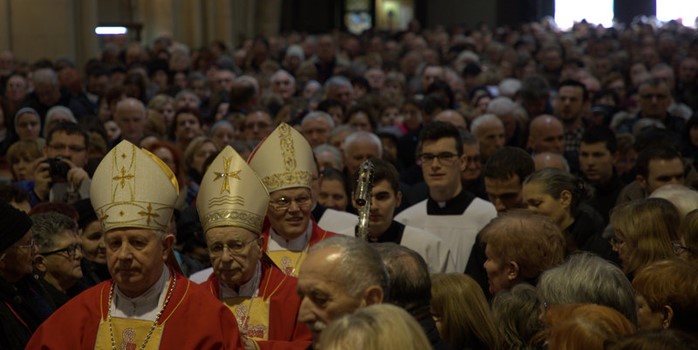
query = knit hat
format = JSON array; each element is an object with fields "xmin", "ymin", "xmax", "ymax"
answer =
[{"xmin": 0, "ymin": 201, "xmax": 33, "ymax": 254}]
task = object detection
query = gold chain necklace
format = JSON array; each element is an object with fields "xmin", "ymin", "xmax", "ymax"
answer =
[{"xmin": 108, "ymin": 273, "xmax": 177, "ymax": 350}]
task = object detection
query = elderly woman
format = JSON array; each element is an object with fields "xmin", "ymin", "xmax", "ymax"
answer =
[
  {"xmin": 480, "ymin": 210, "xmax": 566, "ymax": 294},
  {"xmin": 208, "ymin": 120, "xmax": 236, "ymax": 149},
  {"xmin": 317, "ymin": 304, "xmax": 431, "ymax": 350},
  {"xmin": 522, "ymin": 168, "xmax": 615, "ymax": 261},
  {"xmin": 632, "ymin": 259, "xmax": 698, "ymax": 335},
  {"xmin": 431, "ymin": 273, "xmax": 502, "ymax": 350},
  {"xmin": 492, "ymin": 283, "xmax": 545, "ymax": 350},
  {"xmin": 542, "ymin": 304, "xmax": 635, "ymax": 350},
  {"xmin": 31, "ymin": 212, "xmax": 84, "ymax": 308},
  {"xmin": 610, "ymin": 197, "xmax": 680, "ymax": 277}
]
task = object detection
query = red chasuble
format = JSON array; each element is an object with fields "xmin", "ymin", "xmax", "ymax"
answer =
[
  {"xmin": 204, "ymin": 259, "xmax": 312, "ymax": 350},
  {"xmin": 26, "ymin": 271, "xmax": 244, "ymax": 350},
  {"xmin": 261, "ymin": 220, "xmax": 336, "ymax": 277}
]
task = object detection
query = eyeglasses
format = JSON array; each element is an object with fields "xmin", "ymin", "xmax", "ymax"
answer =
[
  {"xmin": 417, "ymin": 152, "xmax": 459, "ymax": 166},
  {"xmin": 464, "ymin": 155, "xmax": 480, "ymax": 164},
  {"xmin": 268, "ymin": 195, "xmax": 312, "ymax": 211},
  {"xmin": 41, "ymin": 244, "xmax": 82, "ymax": 259},
  {"xmin": 48, "ymin": 143, "xmax": 87, "ymax": 153},
  {"xmin": 208, "ymin": 238, "xmax": 259, "ymax": 257},
  {"xmin": 640, "ymin": 93, "xmax": 669, "ymax": 100},
  {"xmin": 244, "ymin": 122, "xmax": 271, "ymax": 130},
  {"xmin": 672, "ymin": 241, "xmax": 690, "ymax": 255},
  {"xmin": 15, "ymin": 238, "xmax": 35, "ymax": 251}
]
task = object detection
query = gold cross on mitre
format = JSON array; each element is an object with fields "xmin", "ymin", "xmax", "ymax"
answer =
[
  {"xmin": 138, "ymin": 203, "xmax": 160, "ymax": 226},
  {"xmin": 213, "ymin": 156, "xmax": 241, "ymax": 194},
  {"xmin": 113, "ymin": 166, "xmax": 135, "ymax": 189}
]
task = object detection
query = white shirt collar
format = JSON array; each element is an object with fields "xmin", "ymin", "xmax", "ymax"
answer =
[
  {"xmin": 111, "ymin": 266, "xmax": 170, "ymax": 321},
  {"xmin": 219, "ymin": 263, "xmax": 261, "ymax": 299},
  {"xmin": 267, "ymin": 222, "xmax": 312, "ymax": 252}
]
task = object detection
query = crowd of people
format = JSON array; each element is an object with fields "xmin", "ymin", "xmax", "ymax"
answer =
[{"xmin": 0, "ymin": 14, "xmax": 697, "ymax": 350}]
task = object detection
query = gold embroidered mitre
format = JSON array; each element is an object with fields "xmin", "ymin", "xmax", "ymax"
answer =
[
  {"xmin": 90, "ymin": 140, "xmax": 179, "ymax": 232},
  {"xmin": 247, "ymin": 122, "xmax": 314, "ymax": 192},
  {"xmin": 197, "ymin": 146, "xmax": 269, "ymax": 234}
]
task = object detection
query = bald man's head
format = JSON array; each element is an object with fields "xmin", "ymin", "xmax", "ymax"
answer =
[
  {"xmin": 113, "ymin": 98, "xmax": 147, "ymax": 143},
  {"xmin": 528, "ymin": 115, "xmax": 564, "ymax": 154},
  {"xmin": 433, "ymin": 110, "xmax": 467, "ymax": 134}
]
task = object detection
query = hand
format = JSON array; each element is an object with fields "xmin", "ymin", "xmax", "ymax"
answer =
[
  {"xmin": 62, "ymin": 158, "xmax": 90, "ymax": 188},
  {"xmin": 242, "ymin": 336, "xmax": 259, "ymax": 350},
  {"xmin": 32, "ymin": 156, "xmax": 51, "ymax": 201}
]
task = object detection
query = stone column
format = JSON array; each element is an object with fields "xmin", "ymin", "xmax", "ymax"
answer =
[{"xmin": 255, "ymin": 0, "xmax": 281, "ymax": 38}]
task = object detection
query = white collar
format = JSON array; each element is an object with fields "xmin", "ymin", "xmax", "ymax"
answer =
[
  {"xmin": 267, "ymin": 222, "xmax": 312, "ymax": 252},
  {"xmin": 219, "ymin": 263, "xmax": 261, "ymax": 299},
  {"xmin": 111, "ymin": 266, "xmax": 170, "ymax": 321}
]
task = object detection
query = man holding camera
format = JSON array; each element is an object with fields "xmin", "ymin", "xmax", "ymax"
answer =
[{"xmin": 31, "ymin": 122, "xmax": 91, "ymax": 205}]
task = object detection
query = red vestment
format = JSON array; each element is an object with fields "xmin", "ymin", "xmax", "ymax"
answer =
[
  {"xmin": 26, "ymin": 272, "xmax": 244, "ymax": 350},
  {"xmin": 203, "ymin": 259, "xmax": 312, "ymax": 350},
  {"xmin": 262, "ymin": 220, "xmax": 336, "ymax": 276}
]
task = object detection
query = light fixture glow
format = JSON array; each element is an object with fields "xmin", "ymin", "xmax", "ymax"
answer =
[{"xmin": 95, "ymin": 26, "xmax": 128, "ymax": 35}]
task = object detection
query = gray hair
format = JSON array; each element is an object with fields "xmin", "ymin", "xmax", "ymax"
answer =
[
  {"xmin": 174, "ymin": 89, "xmax": 201, "ymax": 106},
  {"xmin": 32, "ymin": 68, "xmax": 59, "ymax": 87},
  {"xmin": 537, "ymin": 253, "xmax": 637, "ymax": 325},
  {"xmin": 649, "ymin": 184, "xmax": 698, "ymax": 217},
  {"xmin": 271, "ymin": 69, "xmax": 296, "ymax": 85},
  {"xmin": 343, "ymin": 131, "xmax": 383, "ymax": 158},
  {"xmin": 313, "ymin": 144, "xmax": 343, "ymax": 169},
  {"xmin": 373, "ymin": 243, "xmax": 431, "ymax": 310},
  {"xmin": 311, "ymin": 236, "xmax": 389, "ymax": 298},
  {"xmin": 324, "ymin": 76, "xmax": 351, "ymax": 91},
  {"xmin": 470, "ymin": 113, "xmax": 502, "ymax": 137},
  {"xmin": 487, "ymin": 97, "xmax": 516, "ymax": 117},
  {"xmin": 498, "ymin": 79, "xmax": 522, "ymax": 99},
  {"xmin": 302, "ymin": 111, "xmax": 335, "ymax": 129},
  {"xmin": 31, "ymin": 212, "xmax": 77, "ymax": 252}
]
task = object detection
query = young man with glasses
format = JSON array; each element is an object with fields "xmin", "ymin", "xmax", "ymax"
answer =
[
  {"xmin": 196, "ymin": 146, "xmax": 312, "ymax": 349},
  {"xmin": 31, "ymin": 212, "xmax": 84, "ymax": 308},
  {"xmin": 395, "ymin": 122, "xmax": 496, "ymax": 272},
  {"xmin": 249, "ymin": 123, "xmax": 336, "ymax": 277},
  {"xmin": 0, "ymin": 201, "xmax": 42, "ymax": 350},
  {"xmin": 31, "ymin": 121, "xmax": 91, "ymax": 205}
]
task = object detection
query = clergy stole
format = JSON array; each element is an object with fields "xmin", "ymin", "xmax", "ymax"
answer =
[
  {"xmin": 95, "ymin": 318, "xmax": 164, "ymax": 350},
  {"xmin": 267, "ymin": 250, "xmax": 306, "ymax": 277},
  {"xmin": 223, "ymin": 297, "xmax": 271, "ymax": 340}
]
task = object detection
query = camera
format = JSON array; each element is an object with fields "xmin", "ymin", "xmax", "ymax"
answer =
[{"xmin": 42, "ymin": 157, "xmax": 70, "ymax": 183}]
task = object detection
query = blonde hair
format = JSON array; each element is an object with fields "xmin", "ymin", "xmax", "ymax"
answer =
[
  {"xmin": 7, "ymin": 140, "xmax": 42, "ymax": 165},
  {"xmin": 543, "ymin": 304, "xmax": 635, "ymax": 350},
  {"xmin": 610, "ymin": 198, "xmax": 680, "ymax": 274},
  {"xmin": 431, "ymin": 273, "xmax": 502, "ymax": 350},
  {"xmin": 316, "ymin": 304, "xmax": 430, "ymax": 350},
  {"xmin": 481, "ymin": 210, "xmax": 566, "ymax": 283},
  {"xmin": 183, "ymin": 136, "xmax": 218, "ymax": 172}
]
